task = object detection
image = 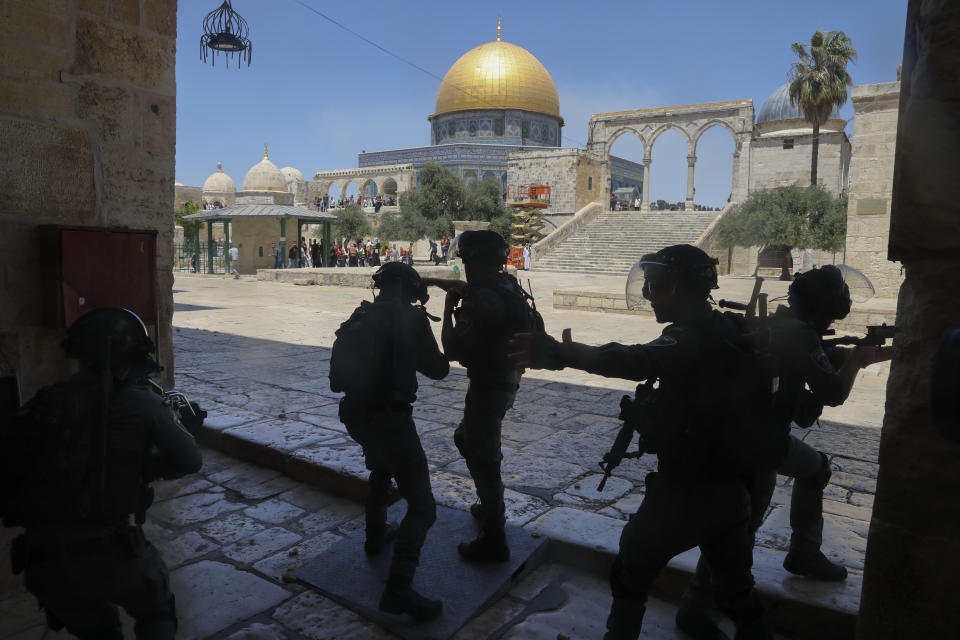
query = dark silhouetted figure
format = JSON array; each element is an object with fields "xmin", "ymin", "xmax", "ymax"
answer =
[
  {"xmin": 441, "ymin": 230, "xmax": 543, "ymax": 563},
  {"xmin": 330, "ymin": 262, "xmax": 449, "ymax": 621},
  {"xmin": 1, "ymin": 308, "xmax": 203, "ymax": 640},
  {"xmin": 677, "ymin": 265, "xmax": 894, "ymax": 639},
  {"xmin": 511, "ymin": 245, "xmax": 775, "ymax": 640}
]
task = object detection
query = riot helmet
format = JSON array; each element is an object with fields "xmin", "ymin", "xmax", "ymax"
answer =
[
  {"xmin": 62, "ymin": 307, "xmax": 155, "ymax": 370},
  {"xmin": 788, "ymin": 265, "xmax": 852, "ymax": 324},
  {"xmin": 450, "ymin": 230, "xmax": 509, "ymax": 266},
  {"xmin": 372, "ymin": 261, "xmax": 428, "ymax": 304},
  {"xmin": 626, "ymin": 244, "xmax": 719, "ymax": 308}
]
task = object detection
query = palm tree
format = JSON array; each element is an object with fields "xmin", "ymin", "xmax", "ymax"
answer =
[{"xmin": 788, "ymin": 30, "xmax": 857, "ymax": 187}]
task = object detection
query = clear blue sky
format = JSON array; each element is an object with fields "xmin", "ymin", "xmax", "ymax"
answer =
[{"xmin": 176, "ymin": 0, "xmax": 907, "ymax": 208}]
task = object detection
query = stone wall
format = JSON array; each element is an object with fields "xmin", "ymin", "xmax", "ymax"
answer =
[
  {"xmin": 0, "ymin": 0, "xmax": 178, "ymax": 396},
  {"xmin": 857, "ymin": 3, "xmax": 960, "ymax": 636},
  {"xmin": 507, "ymin": 148, "xmax": 601, "ymax": 214},
  {"xmin": 230, "ymin": 218, "xmax": 284, "ymax": 274},
  {"xmin": 844, "ymin": 81, "xmax": 903, "ymax": 299},
  {"xmin": 749, "ymin": 130, "xmax": 850, "ymax": 195},
  {"xmin": 175, "ymin": 184, "xmax": 202, "ymax": 209}
]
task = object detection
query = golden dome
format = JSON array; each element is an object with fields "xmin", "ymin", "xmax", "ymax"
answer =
[{"xmin": 432, "ymin": 38, "xmax": 561, "ymax": 122}]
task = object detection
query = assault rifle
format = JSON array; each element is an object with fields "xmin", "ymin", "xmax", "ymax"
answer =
[
  {"xmin": 128, "ymin": 361, "xmax": 207, "ymax": 435},
  {"xmin": 718, "ymin": 276, "xmax": 767, "ymax": 319},
  {"xmin": 597, "ymin": 391, "xmax": 648, "ymax": 491},
  {"xmin": 421, "ymin": 277, "xmax": 464, "ymax": 292},
  {"xmin": 821, "ymin": 324, "xmax": 896, "ymax": 348}
]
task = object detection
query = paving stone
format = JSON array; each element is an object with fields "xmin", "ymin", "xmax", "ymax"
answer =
[
  {"xmin": 272, "ymin": 591, "xmax": 395, "ymax": 640},
  {"xmin": 223, "ymin": 527, "xmax": 303, "ymax": 564},
  {"xmin": 526, "ymin": 507, "xmax": 625, "ymax": 558},
  {"xmin": 202, "ymin": 407, "xmax": 266, "ymax": 431},
  {"xmin": 149, "ymin": 491, "xmax": 243, "ymax": 526},
  {"xmin": 154, "ymin": 530, "xmax": 217, "ymax": 568},
  {"xmin": 278, "ymin": 485, "xmax": 341, "ymax": 512},
  {"xmin": 233, "ymin": 474, "xmax": 302, "ymax": 501},
  {"xmin": 756, "ymin": 505, "xmax": 868, "ymax": 570},
  {"xmin": 199, "ymin": 512, "xmax": 268, "ymax": 545},
  {"xmin": 170, "ymin": 561, "xmax": 291, "ymax": 640},
  {"xmin": 500, "ymin": 419, "xmax": 557, "ymax": 444},
  {"xmin": 507, "ymin": 561, "xmax": 570, "ymax": 601},
  {"xmin": 224, "ymin": 419, "xmax": 337, "ymax": 453},
  {"xmin": 412, "ymin": 402, "xmax": 464, "ymax": 426},
  {"xmin": 521, "ymin": 431, "xmax": 615, "ymax": 469},
  {"xmin": 561, "ymin": 473, "xmax": 632, "ymax": 502},
  {"xmin": 501, "ymin": 450, "xmax": 589, "ymax": 493},
  {"xmin": 287, "ymin": 439, "xmax": 368, "ymax": 482},
  {"xmin": 253, "ymin": 531, "xmax": 343, "ymax": 582},
  {"xmin": 430, "ymin": 471, "xmax": 549, "ymax": 526},
  {"xmin": 244, "ymin": 499, "xmax": 306, "ymax": 524},
  {"xmin": 153, "ymin": 476, "xmax": 214, "ymax": 502},
  {"xmin": 597, "ymin": 491, "xmax": 644, "ymax": 520},
  {"xmin": 297, "ymin": 497, "xmax": 363, "ymax": 535},
  {"xmin": 225, "ymin": 622, "xmax": 288, "ymax": 640},
  {"xmin": 207, "ymin": 460, "xmax": 280, "ymax": 486},
  {"xmin": 556, "ymin": 412, "xmax": 622, "ymax": 435},
  {"xmin": 419, "ymin": 427, "xmax": 461, "ymax": 468},
  {"xmin": 848, "ymin": 491, "xmax": 875, "ymax": 510},
  {"xmin": 287, "ymin": 411, "xmax": 347, "ymax": 434},
  {"xmin": 455, "ymin": 595, "xmax": 527, "ymax": 640}
]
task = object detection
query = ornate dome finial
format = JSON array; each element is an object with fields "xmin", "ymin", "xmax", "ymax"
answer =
[
  {"xmin": 263, "ymin": 142, "xmax": 269, "ymax": 159},
  {"xmin": 497, "ymin": 15, "xmax": 501, "ymax": 41},
  {"xmin": 217, "ymin": 161, "xmax": 223, "ymax": 171}
]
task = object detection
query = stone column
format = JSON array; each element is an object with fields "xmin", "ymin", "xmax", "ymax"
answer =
[
  {"xmin": 685, "ymin": 154, "xmax": 697, "ymax": 210},
  {"xmin": 857, "ymin": 2, "xmax": 960, "ymax": 638},
  {"xmin": 641, "ymin": 154, "xmax": 652, "ymax": 212},
  {"xmin": 599, "ymin": 158, "xmax": 611, "ymax": 211}
]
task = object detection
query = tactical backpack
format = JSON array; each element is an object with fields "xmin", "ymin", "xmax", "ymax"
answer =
[
  {"xmin": 0, "ymin": 378, "xmax": 103, "ymax": 527},
  {"xmin": 329, "ymin": 301, "xmax": 395, "ymax": 400}
]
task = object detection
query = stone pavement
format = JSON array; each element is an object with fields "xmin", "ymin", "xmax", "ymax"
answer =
[
  {"xmin": 4, "ymin": 447, "xmax": 793, "ymax": 640},
  {"xmin": 165, "ymin": 272, "xmax": 889, "ymax": 636}
]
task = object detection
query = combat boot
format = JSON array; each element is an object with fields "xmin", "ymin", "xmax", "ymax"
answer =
[
  {"xmin": 783, "ymin": 549, "xmax": 847, "ymax": 581},
  {"xmin": 457, "ymin": 531, "xmax": 509, "ymax": 563},
  {"xmin": 379, "ymin": 577, "xmax": 443, "ymax": 621},
  {"xmin": 603, "ymin": 598, "xmax": 645, "ymax": 640},
  {"xmin": 364, "ymin": 522, "xmax": 399, "ymax": 555}
]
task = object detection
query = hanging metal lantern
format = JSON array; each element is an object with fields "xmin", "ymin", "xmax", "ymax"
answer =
[{"xmin": 200, "ymin": 0, "xmax": 252, "ymax": 68}]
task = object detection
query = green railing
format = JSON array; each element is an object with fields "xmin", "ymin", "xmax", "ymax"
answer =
[{"xmin": 173, "ymin": 242, "xmax": 228, "ymax": 274}]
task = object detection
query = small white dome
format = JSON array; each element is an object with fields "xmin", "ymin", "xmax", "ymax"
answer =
[
  {"xmin": 242, "ymin": 145, "xmax": 286, "ymax": 192},
  {"xmin": 202, "ymin": 162, "xmax": 236, "ymax": 194}
]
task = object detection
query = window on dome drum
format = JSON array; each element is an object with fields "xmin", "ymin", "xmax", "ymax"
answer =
[
  {"xmin": 588, "ymin": 177, "xmax": 593, "ymax": 190},
  {"xmin": 783, "ymin": 138, "xmax": 795, "ymax": 150},
  {"xmin": 259, "ymin": 247, "xmax": 263, "ymax": 257}
]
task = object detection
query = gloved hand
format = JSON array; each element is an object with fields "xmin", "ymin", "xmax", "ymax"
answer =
[{"xmin": 508, "ymin": 331, "xmax": 564, "ymax": 370}]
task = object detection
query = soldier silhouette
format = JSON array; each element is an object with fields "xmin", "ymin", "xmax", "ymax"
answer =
[
  {"xmin": 1, "ymin": 308, "xmax": 202, "ymax": 640},
  {"xmin": 331, "ymin": 262, "xmax": 449, "ymax": 621}
]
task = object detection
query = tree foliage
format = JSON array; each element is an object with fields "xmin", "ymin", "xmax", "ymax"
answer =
[
  {"xmin": 715, "ymin": 185, "xmax": 847, "ymax": 252},
  {"xmin": 788, "ymin": 30, "xmax": 857, "ymax": 186},
  {"xmin": 385, "ymin": 163, "xmax": 509, "ymax": 241},
  {"xmin": 327, "ymin": 203, "xmax": 373, "ymax": 241},
  {"xmin": 174, "ymin": 200, "xmax": 201, "ymax": 238}
]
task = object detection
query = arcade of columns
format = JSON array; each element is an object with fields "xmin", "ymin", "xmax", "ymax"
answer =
[{"xmin": 587, "ymin": 100, "xmax": 756, "ymax": 211}]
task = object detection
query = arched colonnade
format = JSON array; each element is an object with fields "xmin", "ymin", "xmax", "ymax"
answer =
[
  {"xmin": 312, "ymin": 164, "xmax": 415, "ymax": 204},
  {"xmin": 587, "ymin": 100, "xmax": 755, "ymax": 212}
]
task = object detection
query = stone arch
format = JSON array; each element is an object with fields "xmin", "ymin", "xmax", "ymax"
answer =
[
  {"xmin": 692, "ymin": 119, "xmax": 738, "ymax": 151},
  {"xmin": 588, "ymin": 99, "xmax": 755, "ymax": 210},
  {"xmin": 381, "ymin": 178, "xmax": 398, "ymax": 197},
  {"xmin": 603, "ymin": 126, "xmax": 647, "ymax": 160},
  {"xmin": 647, "ymin": 123, "xmax": 692, "ymax": 152}
]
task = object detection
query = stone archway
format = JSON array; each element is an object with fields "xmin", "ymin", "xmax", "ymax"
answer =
[{"xmin": 587, "ymin": 100, "xmax": 754, "ymax": 212}]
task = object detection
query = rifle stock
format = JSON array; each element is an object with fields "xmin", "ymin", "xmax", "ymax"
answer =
[{"xmin": 822, "ymin": 323, "xmax": 896, "ymax": 348}]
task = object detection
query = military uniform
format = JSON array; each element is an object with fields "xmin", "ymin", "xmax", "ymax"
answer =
[
  {"xmin": 449, "ymin": 273, "xmax": 531, "ymax": 541},
  {"xmin": 15, "ymin": 372, "xmax": 202, "ymax": 640},
  {"xmin": 335, "ymin": 297, "xmax": 448, "ymax": 605}
]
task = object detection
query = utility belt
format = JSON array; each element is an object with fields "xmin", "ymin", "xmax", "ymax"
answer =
[{"xmin": 11, "ymin": 525, "xmax": 144, "ymax": 574}]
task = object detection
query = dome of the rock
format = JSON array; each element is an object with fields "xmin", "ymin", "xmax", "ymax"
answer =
[{"xmin": 432, "ymin": 38, "xmax": 561, "ymax": 123}]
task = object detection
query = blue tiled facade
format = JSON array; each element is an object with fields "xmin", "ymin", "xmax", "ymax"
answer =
[{"xmin": 430, "ymin": 109, "xmax": 562, "ymax": 147}]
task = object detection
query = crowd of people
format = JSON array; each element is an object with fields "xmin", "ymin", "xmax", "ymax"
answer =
[
  {"xmin": 271, "ymin": 236, "xmax": 456, "ymax": 269},
  {"xmin": 313, "ymin": 194, "xmax": 398, "ymax": 213}
]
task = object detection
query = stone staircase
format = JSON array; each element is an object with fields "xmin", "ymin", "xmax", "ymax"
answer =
[{"xmin": 534, "ymin": 209, "xmax": 722, "ymax": 275}]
